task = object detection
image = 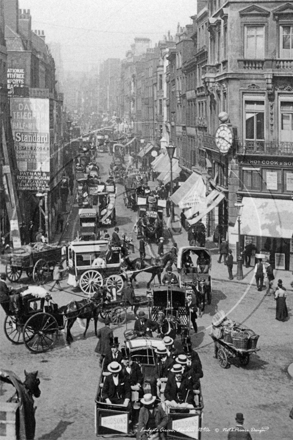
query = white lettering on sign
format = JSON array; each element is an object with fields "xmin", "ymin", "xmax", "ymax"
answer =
[
  {"xmin": 172, "ymin": 415, "xmax": 199, "ymax": 439},
  {"xmin": 100, "ymin": 413, "xmax": 128, "ymax": 433}
]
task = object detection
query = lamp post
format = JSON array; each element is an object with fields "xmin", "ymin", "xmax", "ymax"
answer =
[
  {"xmin": 165, "ymin": 143, "xmax": 176, "ymax": 221},
  {"xmin": 234, "ymin": 202, "xmax": 244, "ymax": 280}
]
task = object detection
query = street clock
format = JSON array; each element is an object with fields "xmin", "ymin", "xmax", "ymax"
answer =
[{"xmin": 215, "ymin": 124, "xmax": 233, "ymax": 154}]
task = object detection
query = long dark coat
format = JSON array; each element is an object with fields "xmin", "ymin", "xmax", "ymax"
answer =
[
  {"xmin": 95, "ymin": 325, "xmax": 113, "ymax": 355},
  {"xmin": 164, "ymin": 374, "xmax": 194, "ymax": 404}
]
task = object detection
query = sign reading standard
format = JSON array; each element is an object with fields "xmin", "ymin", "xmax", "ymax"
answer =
[{"xmin": 10, "ymin": 98, "xmax": 50, "ymax": 191}]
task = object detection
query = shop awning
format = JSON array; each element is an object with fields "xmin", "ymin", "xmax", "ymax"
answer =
[
  {"xmin": 157, "ymin": 158, "xmax": 180, "ymax": 182},
  {"xmin": 239, "ymin": 197, "xmax": 293, "ymax": 239},
  {"xmin": 137, "ymin": 143, "xmax": 154, "ymax": 158},
  {"xmin": 152, "ymin": 153, "xmax": 168, "ymax": 172},
  {"xmin": 178, "ymin": 177, "xmax": 206, "ymax": 211},
  {"xmin": 158, "ymin": 160, "xmax": 181, "ymax": 184},
  {"xmin": 170, "ymin": 173, "xmax": 200, "ymax": 206},
  {"xmin": 188, "ymin": 190, "xmax": 225, "ymax": 226},
  {"xmin": 151, "ymin": 152, "xmax": 164, "ymax": 168}
]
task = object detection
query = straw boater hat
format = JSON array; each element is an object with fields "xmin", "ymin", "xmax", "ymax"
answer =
[
  {"xmin": 137, "ymin": 311, "xmax": 146, "ymax": 318},
  {"xmin": 108, "ymin": 361, "xmax": 122, "ymax": 374},
  {"xmin": 159, "ymin": 237, "xmax": 164, "ymax": 241},
  {"xmin": 155, "ymin": 344, "xmax": 168, "ymax": 356},
  {"xmin": 141, "ymin": 393, "xmax": 156, "ymax": 405},
  {"xmin": 171, "ymin": 364, "xmax": 183, "ymax": 374},
  {"xmin": 176, "ymin": 354, "xmax": 188, "ymax": 365},
  {"xmin": 163, "ymin": 336, "xmax": 174, "ymax": 346}
]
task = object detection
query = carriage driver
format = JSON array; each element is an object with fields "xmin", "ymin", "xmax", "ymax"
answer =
[{"xmin": 102, "ymin": 361, "xmax": 131, "ymax": 408}]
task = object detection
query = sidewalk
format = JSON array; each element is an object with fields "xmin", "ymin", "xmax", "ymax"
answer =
[{"xmin": 168, "ymin": 207, "xmax": 293, "ymax": 290}]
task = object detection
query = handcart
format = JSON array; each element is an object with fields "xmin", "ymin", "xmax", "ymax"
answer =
[{"xmin": 211, "ymin": 333, "xmax": 260, "ymax": 368}]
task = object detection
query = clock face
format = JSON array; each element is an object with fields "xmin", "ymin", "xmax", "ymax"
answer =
[{"xmin": 215, "ymin": 124, "xmax": 233, "ymax": 153}]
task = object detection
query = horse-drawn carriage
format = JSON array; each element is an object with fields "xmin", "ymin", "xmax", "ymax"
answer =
[
  {"xmin": 1, "ymin": 244, "xmax": 62, "ymax": 284},
  {"xmin": 177, "ymin": 246, "xmax": 212, "ymax": 310},
  {"xmin": 67, "ymin": 240, "xmax": 127, "ymax": 296},
  {"xmin": 1, "ymin": 286, "xmax": 63, "ymax": 353},
  {"xmin": 136, "ymin": 196, "xmax": 165, "ymax": 243},
  {"xmin": 95, "ymin": 336, "xmax": 203, "ymax": 439}
]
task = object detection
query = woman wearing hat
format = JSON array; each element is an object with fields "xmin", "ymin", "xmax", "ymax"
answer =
[
  {"xmin": 137, "ymin": 394, "xmax": 168, "ymax": 440},
  {"xmin": 102, "ymin": 361, "xmax": 131, "ymax": 408},
  {"xmin": 274, "ymin": 279, "xmax": 288, "ymax": 322},
  {"xmin": 164, "ymin": 364, "xmax": 194, "ymax": 407}
]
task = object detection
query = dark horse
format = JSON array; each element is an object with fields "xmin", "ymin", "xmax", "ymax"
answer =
[
  {"xmin": 2, "ymin": 370, "xmax": 41, "ymax": 440},
  {"xmin": 59, "ymin": 290, "xmax": 106, "ymax": 345}
]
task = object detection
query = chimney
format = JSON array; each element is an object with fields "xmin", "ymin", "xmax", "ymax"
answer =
[
  {"xmin": 19, "ymin": 9, "xmax": 31, "ymax": 41},
  {"xmin": 34, "ymin": 29, "xmax": 45, "ymax": 42},
  {"xmin": 3, "ymin": 0, "xmax": 19, "ymax": 33}
]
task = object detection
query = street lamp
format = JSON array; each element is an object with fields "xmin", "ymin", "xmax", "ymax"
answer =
[
  {"xmin": 166, "ymin": 143, "xmax": 176, "ymax": 221},
  {"xmin": 234, "ymin": 201, "xmax": 244, "ymax": 280}
]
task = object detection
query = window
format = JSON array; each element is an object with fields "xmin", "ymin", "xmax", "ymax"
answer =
[
  {"xmin": 262, "ymin": 169, "xmax": 282, "ymax": 192},
  {"xmin": 280, "ymin": 26, "xmax": 293, "ymax": 58},
  {"xmin": 242, "ymin": 169, "xmax": 261, "ymax": 190},
  {"xmin": 245, "ymin": 26, "xmax": 264, "ymax": 59},
  {"xmin": 216, "ymin": 28, "xmax": 221, "ymax": 63},
  {"xmin": 285, "ymin": 171, "xmax": 293, "ymax": 192},
  {"xmin": 244, "ymin": 99, "xmax": 265, "ymax": 145},
  {"xmin": 159, "ymin": 99, "xmax": 163, "ymax": 115},
  {"xmin": 280, "ymin": 100, "xmax": 293, "ymax": 142},
  {"xmin": 159, "ymin": 74, "xmax": 163, "ymax": 90},
  {"xmin": 223, "ymin": 25, "xmax": 227, "ymax": 59}
]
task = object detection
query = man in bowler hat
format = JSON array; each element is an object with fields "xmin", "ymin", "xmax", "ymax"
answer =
[{"xmin": 227, "ymin": 413, "xmax": 252, "ymax": 439}]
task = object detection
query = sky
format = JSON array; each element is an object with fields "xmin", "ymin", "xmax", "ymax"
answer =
[{"xmin": 21, "ymin": 0, "xmax": 197, "ymax": 72}]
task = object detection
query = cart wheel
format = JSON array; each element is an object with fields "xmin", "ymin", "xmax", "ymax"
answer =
[
  {"xmin": 33, "ymin": 259, "xmax": 50, "ymax": 285},
  {"xmin": 106, "ymin": 275, "xmax": 124, "ymax": 293},
  {"xmin": 23, "ymin": 312, "xmax": 59, "ymax": 353},
  {"xmin": 80, "ymin": 270, "xmax": 103, "ymax": 295},
  {"xmin": 239, "ymin": 353, "xmax": 250, "ymax": 366},
  {"xmin": 218, "ymin": 348, "xmax": 229, "ymax": 369},
  {"xmin": 4, "ymin": 316, "xmax": 25, "ymax": 344},
  {"xmin": 99, "ymin": 310, "xmax": 111, "ymax": 321},
  {"xmin": 110, "ymin": 307, "xmax": 127, "ymax": 326},
  {"xmin": 6, "ymin": 265, "xmax": 22, "ymax": 282}
]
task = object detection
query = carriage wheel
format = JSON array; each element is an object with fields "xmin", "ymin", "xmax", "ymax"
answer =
[
  {"xmin": 239, "ymin": 353, "xmax": 250, "ymax": 366},
  {"xmin": 105, "ymin": 275, "xmax": 124, "ymax": 294},
  {"xmin": 23, "ymin": 312, "xmax": 59, "ymax": 353},
  {"xmin": 33, "ymin": 259, "xmax": 50, "ymax": 285},
  {"xmin": 6, "ymin": 265, "xmax": 22, "ymax": 282},
  {"xmin": 110, "ymin": 307, "xmax": 127, "ymax": 326},
  {"xmin": 4, "ymin": 315, "xmax": 25, "ymax": 345},
  {"xmin": 218, "ymin": 348, "xmax": 229, "ymax": 369},
  {"xmin": 80, "ymin": 270, "xmax": 103, "ymax": 295}
]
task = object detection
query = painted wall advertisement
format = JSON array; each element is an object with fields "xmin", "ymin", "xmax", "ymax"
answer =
[
  {"xmin": 10, "ymin": 98, "xmax": 50, "ymax": 191},
  {"xmin": 7, "ymin": 68, "xmax": 25, "ymax": 95}
]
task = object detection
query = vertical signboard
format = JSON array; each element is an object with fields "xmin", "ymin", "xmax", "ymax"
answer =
[
  {"xmin": 10, "ymin": 98, "xmax": 50, "ymax": 191},
  {"xmin": 7, "ymin": 68, "xmax": 25, "ymax": 95}
]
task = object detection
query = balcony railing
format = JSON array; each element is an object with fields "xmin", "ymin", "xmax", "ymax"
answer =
[
  {"xmin": 238, "ymin": 58, "xmax": 293, "ymax": 71},
  {"xmin": 237, "ymin": 141, "xmax": 293, "ymax": 156}
]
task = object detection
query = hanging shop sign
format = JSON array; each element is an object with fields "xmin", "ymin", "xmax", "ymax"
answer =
[{"xmin": 10, "ymin": 98, "xmax": 50, "ymax": 191}]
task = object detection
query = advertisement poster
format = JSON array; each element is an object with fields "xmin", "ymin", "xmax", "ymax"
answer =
[
  {"xmin": 7, "ymin": 68, "xmax": 25, "ymax": 95},
  {"xmin": 10, "ymin": 98, "xmax": 50, "ymax": 191},
  {"xmin": 266, "ymin": 171, "xmax": 278, "ymax": 190},
  {"xmin": 286, "ymin": 172, "xmax": 293, "ymax": 191}
]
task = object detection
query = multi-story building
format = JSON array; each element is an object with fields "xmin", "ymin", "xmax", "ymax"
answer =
[
  {"xmin": 98, "ymin": 58, "xmax": 120, "ymax": 116},
  {"xmin": 4, "ymin": 0, "xmax": 65, "ymax": 242}
]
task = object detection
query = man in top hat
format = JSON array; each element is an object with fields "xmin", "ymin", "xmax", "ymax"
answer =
[
  {"xmin": 137, "ymin": 393, "xmax": 168, "ymax": 440},
  {"xmin": 134, "ymin": 311, "xmax": 158, "ymax": 337},
  {"xmin": 95, "ymin": 318, "xmax": 113, "ymax": 367},
  {"xmin": 157, "ymin": 237, "xmax": 164, "ymax": 257},
  {"xmin": 184, "ymin": 345, "xmax": 203, "ymax": 390},
  {"xmin": 102, "ymin": 361, "xmax": 131, "ymax": 408},
  {"xmin": 104, "ymin": 337, "xmax": 123, "ymax": 370},
  {"xmin": 164, "ymin": 364, "xmax": 194, "ymax": 406},
  {"xmin": 227, "ymin": 413, "xmax": 252, "ymax": 439}
]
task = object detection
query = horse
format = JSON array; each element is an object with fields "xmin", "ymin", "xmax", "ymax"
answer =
[
  {"xmin": 59, "ymin": 291, "xmax": 105, "ymax": 345},
  {"xmin": 5, "ymin": 370, "xmax": 41, "ymax": 440}
]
